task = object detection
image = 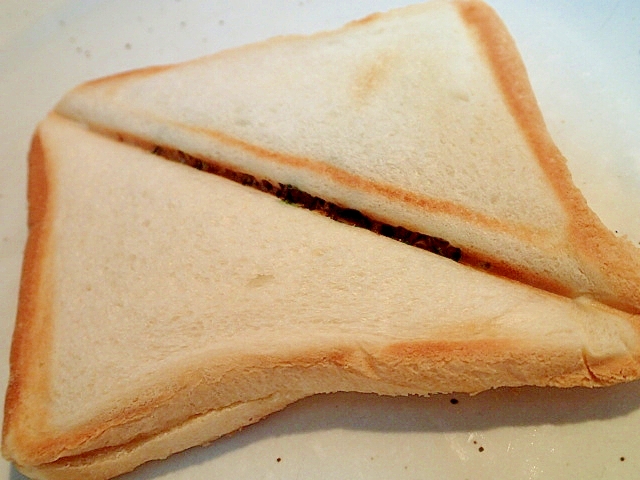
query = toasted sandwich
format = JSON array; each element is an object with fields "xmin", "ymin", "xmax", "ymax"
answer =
[{"xmin": 3, "ymin": 1, "xmax": 640, "ymax": 479}]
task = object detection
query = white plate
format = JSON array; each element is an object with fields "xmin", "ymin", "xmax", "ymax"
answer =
[{"xmin": 1, "ymin": 1, "xmax": 639, "ymax": 479}]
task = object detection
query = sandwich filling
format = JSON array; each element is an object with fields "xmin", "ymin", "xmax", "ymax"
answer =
[{"xmin": 149, "ymin": 144, "xmax": 463, "ymax": 262}]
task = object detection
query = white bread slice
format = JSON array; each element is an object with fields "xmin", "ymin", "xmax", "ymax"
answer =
[
  {"xmin": 3, "ymin": 113, "xmax": 640, "ymax": 479},
  {"xmin": 54, "ymin": 0, "xmax": 640, "ymax": 314}
]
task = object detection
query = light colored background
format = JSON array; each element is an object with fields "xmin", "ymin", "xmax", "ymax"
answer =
[{"xmin": 1, "ymin": 1, "xmax": 639, "ymax": 479}]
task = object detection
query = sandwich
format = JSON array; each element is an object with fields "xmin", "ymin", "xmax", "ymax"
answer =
[{"xmin": 3, "ymin": 1, "xmax": 640, "ymax": 479}]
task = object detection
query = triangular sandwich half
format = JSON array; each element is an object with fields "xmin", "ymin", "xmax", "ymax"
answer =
[
  {"xmin": 55, "ymin": 0, "xmax": 640, "ymax": 314},
  {"xmin": 3, "ymin": 112, "xmax": 639, "ymax": 480}
]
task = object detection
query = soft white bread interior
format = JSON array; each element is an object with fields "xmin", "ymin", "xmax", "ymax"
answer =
[
  {"xmin": 54, "ymin": 0, "xmax": 640, "ymax": 314},
  {"xmin": 3, "ymin": 113, "xmax": 640, "ymax": 479}
]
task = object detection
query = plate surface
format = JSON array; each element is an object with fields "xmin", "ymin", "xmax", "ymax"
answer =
[{"xmin": 1, "ymin": 1, "xmax": 639, "ymax": 479}]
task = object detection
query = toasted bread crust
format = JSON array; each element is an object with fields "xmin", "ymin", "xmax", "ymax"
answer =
[
  {"xmin": 457, "ymin": 0, "xmax": 640, "ymax": 313},
  {"xmin": 2, "ymin": 133, "xmax": 56, "ymax": 463},
  {"xmin": 13, "ymin": 334, "xmax": 640, "ymax": 480}
]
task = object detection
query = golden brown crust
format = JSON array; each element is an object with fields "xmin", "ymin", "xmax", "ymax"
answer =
[
  {"xmin": 13, "ymin": 334, "xmax": 640, "ymax": 479},
  {"xmin": 12, "ymin": 328, "xmax": 636, "ymax": 466},
  {"xmin": 457, "ymin": 0, "xmax": 595, "ymax": 226},
  {"xmin": 2, "ymin": 332, "xmax": 615, "ymax": 467},
  {"xmin": 456, "ymin": 0, "xmax": 640, "ymax": 313},
  {"xmin": 2, "ymin": 132, "xmax": 56, "ymax": 462}
]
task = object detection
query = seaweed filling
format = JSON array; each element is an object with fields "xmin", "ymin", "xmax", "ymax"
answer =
[{"xmin": 151, "ymin": 146, "xmax": 462, "ymax": 262}]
